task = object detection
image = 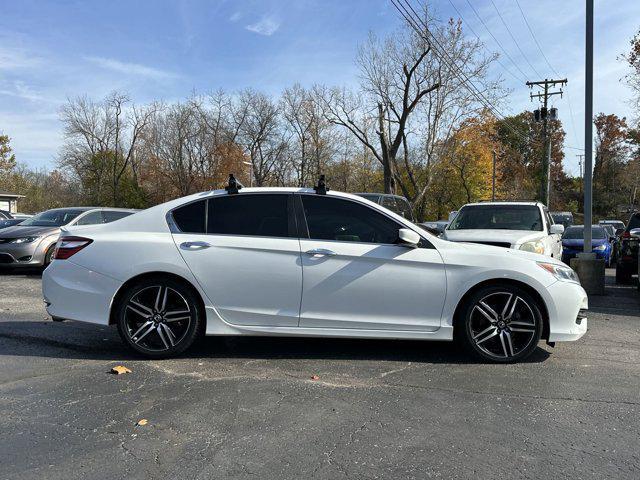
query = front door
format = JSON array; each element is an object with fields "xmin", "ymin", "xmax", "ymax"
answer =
[
  {"xmin": 171, "ymin": 193, "xmax": 302, "ymax": 327},
  {"xmin": 297, "ymin": 194, "xmax": 446, "ymax": 331}
]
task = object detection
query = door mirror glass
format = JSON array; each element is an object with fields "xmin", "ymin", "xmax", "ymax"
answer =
[
  {"xmin": 398, "ymin": 228, "xmax": 420, "ymax": 247},
  {"xmin": 550, "ymin": 224, "xmax": 564, "ymax": 235}
]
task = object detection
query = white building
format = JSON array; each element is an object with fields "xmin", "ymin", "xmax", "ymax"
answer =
[{"xmin": 0, "ymin": 190, "xmax": 24, "ymax": 214}]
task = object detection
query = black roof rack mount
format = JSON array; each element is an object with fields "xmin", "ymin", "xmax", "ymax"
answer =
[
  {"xmin": 314, "ymin": 175, "xmax": 328, "ymax": 195},
  {"xmin": 225, "ymin": 174, "xmax": 243, "ymax": 195}
]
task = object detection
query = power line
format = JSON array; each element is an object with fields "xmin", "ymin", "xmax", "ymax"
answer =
[
  {"xmin": 513, "ymin": 0, "xmax": 581, "ymax": 149},
  {"xmin": 446, "ymin": 0, "xmax": 526, "ymax": 84},
  {"xmin": 392, "ymin": 0, "xmax": 529, "ymax": 142},
  {"xmin": 489, "ymin": 0, "xmax": 541, "ymax": 78},
  {"xmin": 463, "ymin": 0, "xmax": 529, "ymax": 81}
]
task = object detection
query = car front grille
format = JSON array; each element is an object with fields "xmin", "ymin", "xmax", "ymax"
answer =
[
  {"xmin": 0, "ymin": 238, "xmax": 13, "ymax": 244},
  {"xmin": 467, "ymin": 241, "xmax": 512, "ymax": 249},
  {"xmin": 0, "ymin": 253, "xmax": 15, "ymax": 264}
]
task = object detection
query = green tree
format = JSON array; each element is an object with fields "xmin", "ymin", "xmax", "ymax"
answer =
[{"xmin": 0, "ymin": 134, "xmax": 17, "ymax": 174}]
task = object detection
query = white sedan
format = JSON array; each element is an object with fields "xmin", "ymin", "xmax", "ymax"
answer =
[{"xmin": 42, "ymin": 188, "xmax": 588, "ymax": 362}]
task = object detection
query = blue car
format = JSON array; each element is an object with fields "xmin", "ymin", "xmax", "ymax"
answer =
[{"xmin": 561, "ymin": 225, "xmax": 613, "ymax": 266}]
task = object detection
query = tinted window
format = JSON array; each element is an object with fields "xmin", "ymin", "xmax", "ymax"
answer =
[
  {"xmin": 75, "ymin": 211, "xmax": 103, "ymax": 225},
  {"xmin": 627, "ymin": 214, "xmax": 640, "ymax": 231},
  {"xmin": 301, "ymin": 195, "xmax": 400, "ymax": 244},
  {"xmin": 207, "ymin": 194, "xmax": 289, "ymax": 237},
  {"xmin": 448, "ymin": 205, "xmax": 543, "ymax": 231},
  {"xmin": 356, "ymin": 193, "xmax": 382, "ymax": 204},
  {"xmin": 103, "ymin": 211, "xmax": 134, "ymax": 223},
  {"xmin": 173, "ymin": 200, "xmax": 206, "ymax": 233}
]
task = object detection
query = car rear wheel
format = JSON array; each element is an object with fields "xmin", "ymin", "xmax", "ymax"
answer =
[
  {"xmin": 116, "ymin": 277, "xmax": 204, "ymax": 358},
  {"xmin": 458, "ymin": 285, "xmax": 543, "ymax": 363}
]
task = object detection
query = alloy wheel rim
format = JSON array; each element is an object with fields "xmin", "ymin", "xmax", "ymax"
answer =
[
  {"xmin": 469, "ymin": 292, "xmax": 537, "ymax": 359},
  {"xmin": 124, "ymin": 286, "xmax": 192, "ymax": 352}
]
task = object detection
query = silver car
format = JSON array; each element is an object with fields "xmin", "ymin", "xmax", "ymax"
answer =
[{"xmin": 0, "ymin": 207, "xmax": 137, "ymax": 268}]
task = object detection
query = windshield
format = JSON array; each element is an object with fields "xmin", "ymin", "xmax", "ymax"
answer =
[
  {"xmin": 19, "ymin": 209, "xmax": 85, "ymax": 227},
  {"xmin": 563, "ymin": 226, "xmax": 606, "ymax": 240},
  {"xmin": 447, "ymin": 205, "xmax": 543, "ymax": 231}
]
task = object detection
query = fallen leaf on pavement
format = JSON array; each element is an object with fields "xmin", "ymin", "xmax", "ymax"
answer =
[
  {"xmin": 136, "ymin": 419, "xmax": 148, "ymax": 426},
  {"xmin": 310, "ymin": 375, "xmax": 320, "ymax": 380},
  {"xmin": 110, "ymin": 365, "xmax": 132, "ymax": 375}
]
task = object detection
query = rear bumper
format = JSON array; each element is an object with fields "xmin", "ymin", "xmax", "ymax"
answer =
[
  {"xmin": 42, "ymin": 260, "xmax": 123, "ymax": 325},
  {"xmin": 545, "ymin": 280, "xmax": 588, "ymax": 342}
]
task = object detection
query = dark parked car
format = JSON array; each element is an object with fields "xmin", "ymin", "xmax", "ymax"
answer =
[
  {"xmin": 551, "ymin": 211, "xmax": 574, "ymax": 228},
  {"xmin": 420, "ymin": 220, "xmax": 449, "ymax": 236},
  {"xmin": 354, "ymin": 193, "xmax": 415, "ymax": 222},
  {"xmin": 0, "ymin": 218, "xmax": 24, "ymax": 230},
  {"xmin": 615, "ymin": 211, "xmax": 640, "ymax": 283},
  {"xmin": 601, "ymin": 224, "xmax": 620, "ymax": 264}
]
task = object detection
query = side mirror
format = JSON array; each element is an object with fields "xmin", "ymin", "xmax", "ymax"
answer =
[
  {"xmin": 550, "ymin": 224, "xmax": 565, "ymax": 235},
  {"xmin": 398, "ymin": 228, "xmax": 420, "ymax": 248}
]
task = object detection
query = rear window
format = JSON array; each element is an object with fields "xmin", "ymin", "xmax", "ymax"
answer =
[
  {"xmin": 627, "ymin": 214, "xmax": 640, "ymax": 231},
  {"xmin": 103, "ymin": 211, "xmax": 134, "ymax": 223}
]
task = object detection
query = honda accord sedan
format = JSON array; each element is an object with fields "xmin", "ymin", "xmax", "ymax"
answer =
[{"xmin": 42, "ymin": 188, "xmax": 588, "ymax": 362}]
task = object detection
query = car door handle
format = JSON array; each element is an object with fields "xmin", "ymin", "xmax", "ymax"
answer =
[
  {"xmin": 305, "ymin": 248, "xmax": 337, "ymax": 257},
  {"xmin": 180, "ymin": 241, "xmax": 211, "ymax": 250}
]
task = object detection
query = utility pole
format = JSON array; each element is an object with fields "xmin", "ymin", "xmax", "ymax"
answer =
[
  {"xmin": 492, "ymin": 150, "xmax": 497, "ymax": 201},
  {"xmin": 584, "ymin": 0, "xmax": 593, "ymax": 254},
  {"xmin": 527, "ymin": 78, "xmax": 568, "ymax": 207}
]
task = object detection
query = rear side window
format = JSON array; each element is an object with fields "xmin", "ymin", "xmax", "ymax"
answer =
[
  {"xmin": 301, "ymin": 195, "xmax": 400, "ymax": 244},
  {"xmin": 75, "ymin": 211, "xmax": 103, "ymax": 226},
  {"xmin": 103, "ymin": 211, "xmax": 133, "ymax": 223},
  {"xmin": 207, "ymin": 194, "xmax": 289, "ymax": 237},
  {"xmin": 172, "ymin": 200, "xmax": 206, "ymax": 233}
]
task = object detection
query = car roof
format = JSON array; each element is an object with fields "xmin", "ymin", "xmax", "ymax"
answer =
[{"xmin": 461, "ymin": 201, "xmax": 542, "ymax": 207}]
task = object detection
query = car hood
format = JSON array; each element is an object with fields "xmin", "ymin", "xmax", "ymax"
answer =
[
  {"xmin": 562, "ymin": 238, "xmax": 608, "ymax": 248},
  {"xmin": 442, "ymin": 229, "xmax": 545, "ymax": 246},
  {"xmin": 0, "ymin": 225, "xmax": 61, "ymax": 239}
]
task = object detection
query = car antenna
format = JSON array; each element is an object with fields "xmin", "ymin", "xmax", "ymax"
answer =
[
  {"xmin": 225, "ymin": 174, "xmax": 243, "ymax": 195},
  {"xmin": 313, "ymin": 174, "xmax": 328, "ymax": 195}
]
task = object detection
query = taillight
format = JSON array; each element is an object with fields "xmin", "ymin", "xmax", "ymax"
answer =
[
  {"xmin": 622, "ymin": 231, "xmax": 631, "ymax": 239},
  {"xmin": 53, "ymin": 236, "xmax": 93, "ymax": 260}
]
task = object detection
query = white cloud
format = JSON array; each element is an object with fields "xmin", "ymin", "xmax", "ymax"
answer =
[
  {"xmin": 0, "ymin": 80, "xmax": 45, "ymax": 102},
  {"xmin": 83, "ymin": 56, "xmax": 179, "ymax": 80},
  {"xmin": 245, "ymin": 15, "xmax": 281, "ymax": 36},
  {"xmin": 0, "ymin": 46, "xmax": 42, "ymax": 71},
  {"xmin": 229, "ymin": 11, "xmax": 242, "ymax": 22}
]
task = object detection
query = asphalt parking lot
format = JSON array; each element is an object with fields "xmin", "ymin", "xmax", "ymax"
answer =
[{"xmin": 1, "ymin": 269, "xmax": 639, "ymax": 480}]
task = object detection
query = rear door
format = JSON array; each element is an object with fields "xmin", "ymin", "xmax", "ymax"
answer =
[
  {"xmin": 297, "ymin": 194, "xmax": 446, "ymax": 331},
  {"xmin": 171, "ymin": 193, "xmax": 302, "ymax": 327}
]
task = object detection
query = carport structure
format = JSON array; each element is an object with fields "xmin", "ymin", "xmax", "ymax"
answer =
[{"xmin": 0, "ymin": 190, "xmax": 24, "ymax": 214}]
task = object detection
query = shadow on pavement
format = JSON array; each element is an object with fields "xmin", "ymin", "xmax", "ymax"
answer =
[{"xmin": 0, "ymin": 321, "xmax": 551, "ymax": 364}]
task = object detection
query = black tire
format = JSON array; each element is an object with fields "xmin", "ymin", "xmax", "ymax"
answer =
[
  {"xmin": 116, "ymin": 276, "xmax": 204, "ymax": 358},
  {"xmin": 43, "ymin": 245, "xmax": 56, "ymax": 267},
  {"xmin": 616, "ymin": 264, "xmax": 632, "ymax": 284},
  {"xmin": 456, "ymin": 284, "xmax": 543, "ymax": 363}
]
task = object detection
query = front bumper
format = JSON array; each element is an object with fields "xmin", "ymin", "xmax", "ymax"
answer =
[
  {"xmin": 562, "ymin": 247, "xmax": 609, "ymax": 263},
  {"xmin": 0, "ymin": 239, "xmax": 52, "ymax": 266},
  {"xmin": 42, "ymin": 260, "xmax": 123, "ymax": 325},
  {"xmin": 545, "ymin": 280, "xmax": 588, "ymax": 342}
]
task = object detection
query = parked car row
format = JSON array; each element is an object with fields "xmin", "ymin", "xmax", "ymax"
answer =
[{"xmin": 0, "ymin": 207, "xmax": 137, "ymax": 267}]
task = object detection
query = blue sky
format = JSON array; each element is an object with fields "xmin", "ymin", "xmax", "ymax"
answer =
[{"xmin": 1, "ymin": 0, "xmax": 639, "ymax": 176}]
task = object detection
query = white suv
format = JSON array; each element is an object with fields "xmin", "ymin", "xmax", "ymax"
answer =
[{"xmin": 442, "ymin": 201, "xmax": 564, "ymax": 259}]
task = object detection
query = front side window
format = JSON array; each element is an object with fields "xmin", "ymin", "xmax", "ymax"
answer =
[
  {"xmin": 207, "ymin": 194, "xmax": 289, "ymax": 237},
  {"xmin": 301, "ymin": 195, "xmax": 400, "ymax": 244},
  {"xmin": 448, "ymin": 205, "xmax": 544, "ymax": 232}
]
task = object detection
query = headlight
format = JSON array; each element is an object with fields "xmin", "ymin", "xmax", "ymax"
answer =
[
  {"xmin": 9, "ymin": 236, "xmax": 39, "ymax": 244},
  {"xmin": 593, "ymin": 244, "xmax": 606, "ymax": 251},
  {"xmin": 520, "ymin": 240, "xmax": 545, "ymax": 254},
  {"xmin": 538, "ymin": 262, "xmax": 580, "ymax": 284}
]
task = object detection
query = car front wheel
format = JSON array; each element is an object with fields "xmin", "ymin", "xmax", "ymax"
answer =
[
  {"xmin": 458, "ymin": 285, "xmax": 543, "ymax": 363},
  {"xmin": 116, "ymin": 277, "xmax": 204, "ymax": 358}
]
